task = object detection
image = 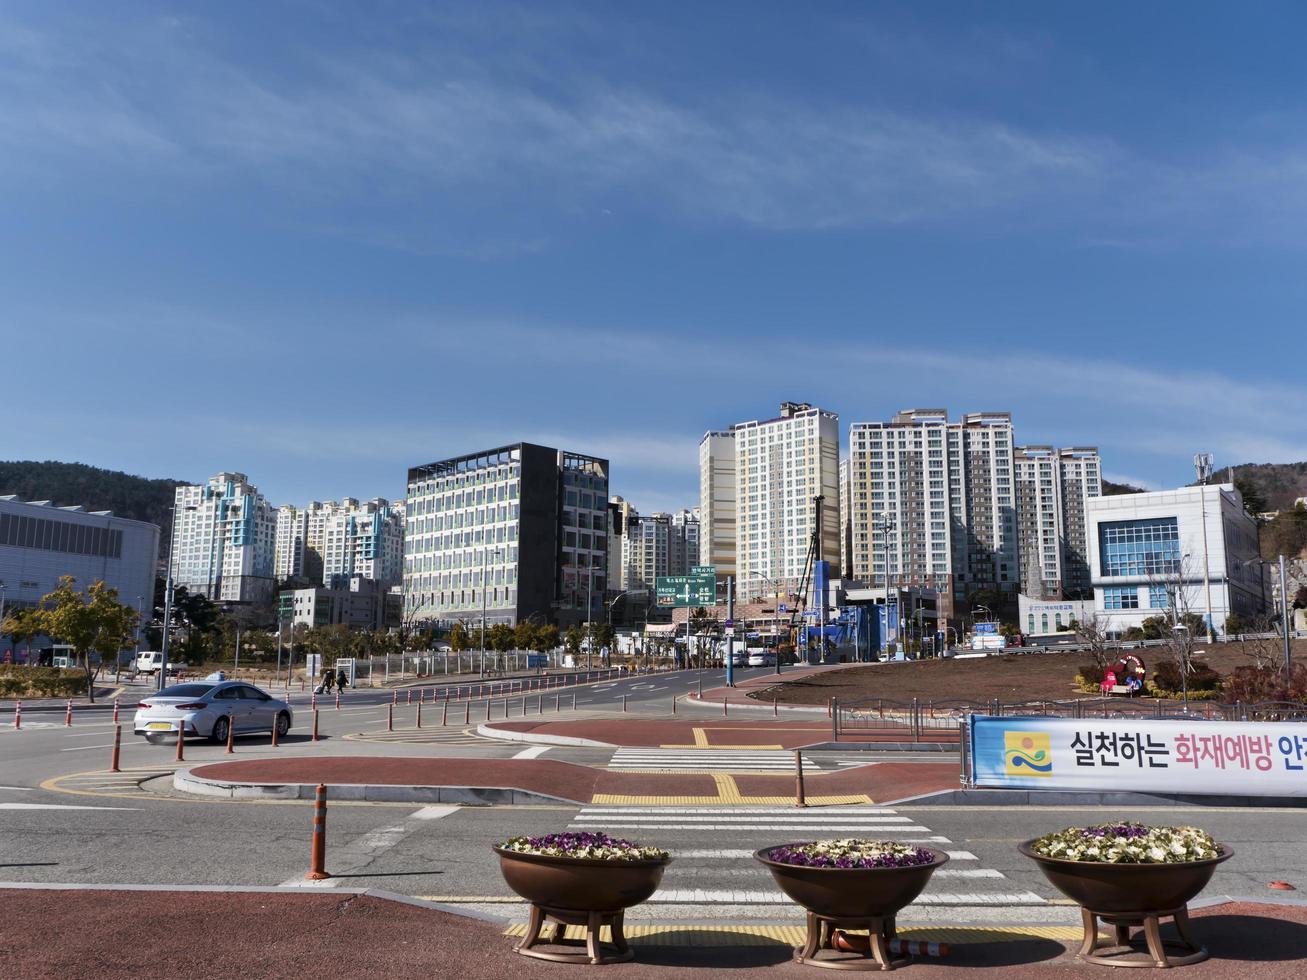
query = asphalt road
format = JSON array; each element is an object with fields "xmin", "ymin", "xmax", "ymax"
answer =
[{"xmin": 4, "ymin": 668, "xmax": 1305, "ymax": 929}]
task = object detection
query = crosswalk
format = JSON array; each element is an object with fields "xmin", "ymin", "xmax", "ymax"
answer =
[
  {"xmin": 566, "ymin": 804, "xmax": 1046, "ymax": 912},
  {"xmin": 607, "ymin": 747, "xmax": 873, "ymax": 773}
]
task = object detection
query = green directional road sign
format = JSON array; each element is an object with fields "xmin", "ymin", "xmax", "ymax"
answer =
[{"xmin": 655, "ymin": 571, "xmax": 717, "ymax": 607}]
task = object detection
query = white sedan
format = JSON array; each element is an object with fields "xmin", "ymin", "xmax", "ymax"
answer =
[{"xmin": 134, "ymin": 681, "xmax": 293, "ymax": 744}]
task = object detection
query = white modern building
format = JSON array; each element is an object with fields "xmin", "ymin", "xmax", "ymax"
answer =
[
  {"xmin": 275, "ymin": 498, "xmax": 403, "ymax": 590},
  {"xmin": 0, "ymin": 496, "xmax": 160, "ymax": 636},
  {"xmin": 170, "ymin": 473, "xmax": 276, "ymax": 604},
  {"xmin": 1017, "ymin": 594, "xmax": 1094, "ymax": 638},
  {"xmin": 404, "ymin": 443, "xmax": 609, "ymax": 628},
  {"xmin": 700, "ymin": 402, "xmax": 841, "ymax": 602},
  {"xmin": 846, "ymin": 409, "xmax": 1019, "ymax": 619},
  {"xmin": 1014, "ymin": 446, "xmax": 1102, "ymax": 599},
  {"xmin": 619, "ymin": 508, "xmax": 701, "ymax": 591},
  {"xmin": 1086, "ymin": 484, "xmax": 1265, "ymax": 635}
]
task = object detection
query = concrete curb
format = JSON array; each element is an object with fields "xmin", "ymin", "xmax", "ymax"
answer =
[
  {"xmin": 475, "ymin": 723, "xmax": 613, "ymax": 748},
  {"xmin": 172, "ymin": 766, "xmax": 582, "ymax": 806},
  {"xmin": 890, "ymin": 787, "xmax": 1307, "ymax": 808}
]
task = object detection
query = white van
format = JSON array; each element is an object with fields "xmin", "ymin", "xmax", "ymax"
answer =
[{"xmin": 135, "ymin": 651, "xmax": 164, "ymax": 675}]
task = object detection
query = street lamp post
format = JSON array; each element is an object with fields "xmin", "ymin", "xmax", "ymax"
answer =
[{"xmin": 585, "ymin": 564, "xmax": 594, "ymax": 670}]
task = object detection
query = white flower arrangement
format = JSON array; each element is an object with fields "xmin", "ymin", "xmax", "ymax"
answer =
[
  {"xmin": 498, "ymin": 832, "xmax": 668, "ymax": 862},
  {"xmin": 1030, "ymin": 822, "xmax": 1220, "ymax": 864},
  {"xmin": 766, "ymin": 839, "xmax": 934, "ymax": 869}
]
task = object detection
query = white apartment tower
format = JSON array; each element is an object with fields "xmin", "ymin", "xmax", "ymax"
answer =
[
  {"xmin": 700, "ymin": 402, "xmax": 840, "ymax": 602},
  {"xmin": 620, "ymin": 508, "xmax": 701, "ymax": 591},
  {"xmin": 170, "ymin": 472, "xmax": 276, "ymax": 604},
  {"xmin": 847, "ymin": 409, "xmax": 1019, "ymax": 610},
  {"xmin": 275, "ymin": 498, "xmax": 404, "ymax": 589},
  {"xmin": 1014, "ymin": 446, "xmax": 1102, "ymax": 599}
]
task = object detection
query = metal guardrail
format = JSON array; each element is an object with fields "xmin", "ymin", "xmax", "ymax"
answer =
[{"xmin": 832, "ymin": 696, "xmax": 1307, "ymax": 742}]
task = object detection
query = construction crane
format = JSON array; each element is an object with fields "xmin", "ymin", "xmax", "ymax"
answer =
[{"xmin": 787, "ymin": 495, "xmax": 824, "ymax": 656}]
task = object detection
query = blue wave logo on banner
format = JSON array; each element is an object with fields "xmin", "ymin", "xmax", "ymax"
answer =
[{"xmin": 1004, "ymin": 731, "xmax": 1052, "ymax": 776}]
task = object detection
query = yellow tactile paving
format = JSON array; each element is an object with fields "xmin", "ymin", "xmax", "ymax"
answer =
[{"xmin": 497, "ymin": 923, "xmax": 1082, "ymax": 946}]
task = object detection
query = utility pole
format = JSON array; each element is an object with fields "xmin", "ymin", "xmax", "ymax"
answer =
[
  {"xmin": 725, "ymin": 576, "xmax": 734, "ymax": 687},
  {"xmin": 1281, "ymin": 554, "xmax": 1292, "ymax": 675},
  {"xmin": 1194, "ymin": 453, "xmax": 1216, "ymax": 643}
]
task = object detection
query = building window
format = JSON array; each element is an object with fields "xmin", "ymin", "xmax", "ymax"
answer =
[
  {"xmin": 1099, "ymin": 518, "xmax": 1181, "ymax": 577},
  {"xmin": 1103, "ymin": 586, "xmax": 1140, "ymax": 610},
  {"xmin": 1148, "ymin": 585, "xmax": 1171, "ymax": 610}
]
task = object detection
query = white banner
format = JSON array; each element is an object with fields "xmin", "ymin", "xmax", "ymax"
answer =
[{"xmin": 969, "ymin": 715, "xmax": 1307, "ymax": 797}]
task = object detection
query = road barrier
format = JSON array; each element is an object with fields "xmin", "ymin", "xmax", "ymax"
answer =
[
  {"xmin": 794, "ymin": 750, "xmax": 806, "ymax": 808},
  {"xmin": 335, "ymin": 691, "xmax": 341, "ymax": 711},
  {"xmin": 64, "ymin": 699, "xmax": 72, "ymax": 727},
  {"xmin": 112, "ymin": 699, "xmax": 120, "ymax": 724},
  {"xmin": 312, "ymin": 709, "xmax": 319, "ymax": 742},
  {"xmin": 306, "ymin": 783, "xmax": 329, "ymax": 880},
  {"xmin": 464, "ymin": 700, "xmax": 470, "ymax": 724},
  {"xmin": 416, "ymin": 700, "xmax": 422, "ymax": 729},
  {"xmin": 723, "ymin": 699, "xmax": 728, "ymax": 717},
  {"xmin": 407, "ymin": 689, "xmax": 412, "ymax": 705},
  {"xmin": 226, "ymin": 712, "xmax": 235, "ymax": 754},
  {"xmin": 271, "ymin": 714, "xmax": 280, "ymax": 747},
  {"xmin": 387, "ymin": 703, "xmax": 394, "ymax": 732},
  {"xmin": 13, "ymin": 700, "xmax": 20, "ymax": 729},
  {"xmin": 110, "ymin": 724, "xmax": 121, "ymax": 772},
  {"xmin": 441, "ymin": 699, "xmax": 448, "ymax": 726},
  {"xmin": 311, "ymin": 693, "xmax": 317, "ymax": 712},
  {"xmin": 175, "ymin": 724, "xmax": 185, "ymax": 762},
  {"xmin": 392, "ymin": 690, "xmax": 398, "ymax": 706}
]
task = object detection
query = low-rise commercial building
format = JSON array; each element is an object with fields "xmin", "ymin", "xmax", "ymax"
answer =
[{"xmin": 1086, "ymin": 484, "xmax": 1265, "ymax": 635}]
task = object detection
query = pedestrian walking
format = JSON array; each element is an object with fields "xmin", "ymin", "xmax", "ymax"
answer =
[{"xmin": 336, "ymin": 666, "xmax": 348, "ymax": 691}]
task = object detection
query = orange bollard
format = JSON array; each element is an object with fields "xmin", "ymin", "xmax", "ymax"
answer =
[
  {"xmin": 416, "ymin": 699, "xmax": 423, "ymax": 729},
  {"xmin": 312, "ymin": 708, "xmax": 319, "ymax": 742},
  {"xmin": 464, "ymin": 700, "xmax": 470, "ymax": 724},
  {"xmin": 406, "ymin": 689, "xmax": 412, "ymax": 705},
  {"xmin": 392, "ymin": 689, "xmax": 398, "ymax": 706},
  {"xmin": 110, "ymin": 724, "xmax": 122, "ymax": 772},
  {"xmin": 622, "ymin": 695, "xmax": 627, "ymax": 713},
  {"xmin": 774, "ymin": 699, "xmax": 779, "ymax": 717},
  {"xmin": 335, "ymin": 691, "xmax": 341, "ymax": 711},
  {"xmin": 795, "ymin": 750, "xmax": 807, "ymax": 808},
  {"xmin": 672, "ymin": 696, "xmax": 677, "ymax": 715},
  {"xmin": 113, "ymin": 699, "xmax": 120, "ymax": 724},
  {"xmin": 441, "ymin": 699, "xmax": 448, "ymax": 726},
  {"xmin": 13, "ymin": 700, "xmax": 20, "ymax": 729},
  {"xmin": 388, "ymin": 703, "xmax": 394, "ymax": 732},
  {"xmin": 271, "ymin": 714, "xmax": 280, "ymax": 747},
  {"xmin": 226, "ymin": 712, "xmax": 235, "ymax": 754},
  {"xmin": 65, "ymin": 699, "xmax": 73, "ymax": 727},
  {"xmin": 175, "ymin": 722, "xmax": 186, "ymax": 762},
  {"xmin": 306, "ymin": 783, "xmax": 330, "ymax": 880},
  {"xmin": 723, "ymin": 698, "xmax": 728, "ymax": 717},
  {"xmin": 311, "ymin": 693, "xmax": 317, "ymax": 711}
]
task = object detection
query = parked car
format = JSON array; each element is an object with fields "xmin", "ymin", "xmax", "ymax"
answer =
[
  {"xmin": 133, "ymin": 681, "xmax": 293, "ymax": 745},
  {"xmin": 747, "ymin": 650, "xmax": 777, "ymax": 667}
]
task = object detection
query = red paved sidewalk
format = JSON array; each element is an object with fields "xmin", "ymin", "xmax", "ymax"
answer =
[
  {"xmin": 4, "ymin": 889, "xmax": 1306, "ymax": 979},
  {"xmin": 487, "ymin": 717, "xmax": 957, "ymax": 747},
  {"xmin": 189, "ymin": 756, "xmax": 959, "ymax": 804}
]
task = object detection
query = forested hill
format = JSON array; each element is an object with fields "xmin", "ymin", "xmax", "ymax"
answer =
[{"xmin": 0, "ymin": 461, "xmax": 184, "ymax": 529}]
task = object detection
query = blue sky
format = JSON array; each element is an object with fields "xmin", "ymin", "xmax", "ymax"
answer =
[{"xmin": 4, "ymin": 1, "xmax": 1307, "ymax": 512}]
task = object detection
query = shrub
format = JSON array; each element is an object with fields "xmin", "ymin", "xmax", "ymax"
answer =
[
  {"xmin": 1151, "ymin": 660, "xmax": 1221, "ymax": 695},
  {"xmin": 0, "ymin": 666, "xmax": 89, "ymax": 698},
  {"xmin": 1079, "ymin": 663, "xmax": 1106, "ymax": 686},
  {"xmin": 1222, "ymin": 663, "xmax": 1307, "ymax": 703}
]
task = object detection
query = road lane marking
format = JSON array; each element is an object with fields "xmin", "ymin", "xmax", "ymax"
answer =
[
  {"xmin": 59, "ymin": 743, "xmax": 118, "ymax": 752},
  {"xmin": 412, "ymin": 806, "xmax": 460, "ymax": 820},
  {"xmin": 0, "ymin": 802, "xmax": 140, "ymax": 811},
  {"xmin": 0, "ymin": 786, "xmax": 35, "ymax": 792},
  {"xmin": 511, "ymin": 745, "xmax": 550, "ymax": 760}
]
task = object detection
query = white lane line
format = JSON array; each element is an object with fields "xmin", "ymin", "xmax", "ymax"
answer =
[
  {"xmin": 934, "ymin": 869, "xmax": 1006, "ymax": 878},
  {"xmin": 571, "ymin": 816, "xmax": 916, "ymax": 824},
  {"xmin": 0, "ymin": 786, "xmax": 34, "ymax": 792},
  {"xmin": 946, "ymin": 851, "xmax": 978, "ymax": 860},
  {"xmin": 579, "ymin": 808, "xmax": 896, "ymax": 814},
  {"xmin": 647, "ymin": 889, "xmax": 1045, "ymax": 905},
  {"xmin": 0, "ymin": 802, "xmax": 140, "ymax": 811},
  {"xmin": 412, "ymin": 806, "xmax": 460, "ymax": 820},
  {"xmin": 60, "ymin": 743, "xmax": 118, "ymax": 752},
  {"xmin": 511, "ymin": 745, "xmax": 551, "ymax": 760},
  {"xmin": 672, "ymin": 847, "xmax": 981, "ymax": 861},
  {"xmin": 571, "ymin": 824, "xmax": 936, "ymax": 832}
]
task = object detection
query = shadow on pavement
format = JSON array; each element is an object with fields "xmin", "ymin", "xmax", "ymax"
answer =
[{"xmin": 1188, "ymin": 914, "xmax": 1307, "ymax": 960}]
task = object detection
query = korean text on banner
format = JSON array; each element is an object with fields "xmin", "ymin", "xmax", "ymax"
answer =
[{"xmin": 968, "ymin": 715, "xmax": 1307, "ymax": 798}]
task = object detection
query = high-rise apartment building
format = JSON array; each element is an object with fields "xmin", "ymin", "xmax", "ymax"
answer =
[
  {"xmin": 275, "ymin": 498, "xmax": 404, "ymax": 589},
  {"xmin": 1014, "ymin": 447, "xmax": 1101, "ymax": 599},
  {"xmin": 170, "ymin": 473, "xmax": 277, "ymax": 604},
  {"xmin": 404, "ymin": 443, "xmax": 609, "ymax": 628},
  {"xmin": 619, "ymin": 508, "xmax": 701, "ymax": 591},
  {"xmin": 700, "ymin": 402, "xmax": 840, "ymax": 602},
  {"xmin": 847, "ymin": 410, "xmax": 1018, "ymax": 611},
  {"xmin": 698, "ymin": 431, "xmax": 736, "ymax": 576}
]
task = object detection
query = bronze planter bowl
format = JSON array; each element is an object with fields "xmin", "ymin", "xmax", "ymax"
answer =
[
  {"xmin": 494, "ymin": 846, "xmax": 670, "ymax": 965},
  {"xmin": 754, "ymin": 844, "xmax": 949, "ymax": 970},
  {"xmin": 1019, "ymin": 840, "xmax": 1233, "ymax": 968}
]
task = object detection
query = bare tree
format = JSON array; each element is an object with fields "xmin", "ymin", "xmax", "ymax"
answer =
[
  {"xmin": 1148, "ymin": 555, "xmax": 1208, "ymax": 702},
  {"xmin": 1074, "ymin": 613, "xmax": 1116, "ymax": 670}
]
